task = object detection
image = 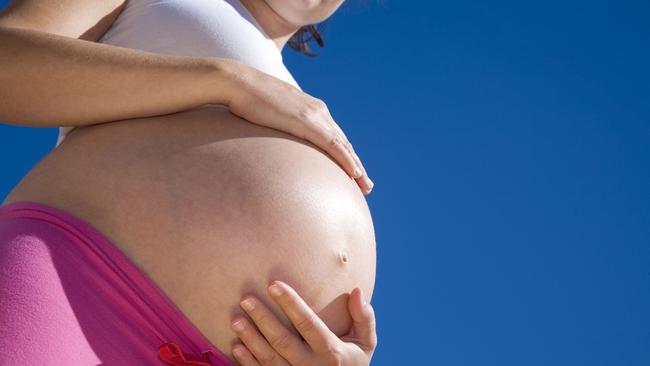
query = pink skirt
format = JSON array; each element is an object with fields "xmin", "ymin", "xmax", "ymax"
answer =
[{"xmin": 0, "ymin": 201, "xmax": 235, "ymax": 366}]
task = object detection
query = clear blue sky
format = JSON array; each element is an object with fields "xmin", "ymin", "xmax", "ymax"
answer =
[{"xmin": 1, "ymin": 0, "xmax": 649, "ymax": 365}]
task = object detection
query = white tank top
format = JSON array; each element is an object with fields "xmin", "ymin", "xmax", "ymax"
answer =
[{"xmin": 55, "ymin": 0, "xmax": 301, "ymax": 147}]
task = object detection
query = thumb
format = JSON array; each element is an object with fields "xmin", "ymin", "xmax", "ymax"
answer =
[{"xmin": 343, "ymin": 287, "xmax": 377, "ymax": 352}]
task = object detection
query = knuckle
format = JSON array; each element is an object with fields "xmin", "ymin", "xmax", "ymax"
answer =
[
  {"xmin": 323, "ymin": 345, "xmax": 345, "ymax": 366},
  {"xmin": 249, "ymin": 311, "xmax": 266, "ymax": 324},
  {"xmin": 328, "ymin": 134, "xmax": 343, "ymax": 149},
  {"xmin": 297, "ymin": 106, "xmax": 318, "ymax": 123},
  {"xmin": 295, "ymin": 313, "xmax": 318, "ymax": 334},
  {"xmin": 258, "ymin": 351, "xmax": 279, "ymax": 366},
  {"xmin": 332, "ymin": 130, "xmax": 352, "ymax": 150},
  {"xmin": 366, "ymin": 303, "xmax": 376, "ymax": 317},
  {"xmin": 313, "ymin": 97, "xmax": 327, "ymax": 110},
  {"xmin": 299, "ymin": 99, "xmax": 326, "ymax": 122},
  {"xmin": 343, "ymin": 138, "xmax": 352, "ymax": 148},
  {"xmin": 269, "ymin": 331, "xmax": 293, "ymax": 350},
  {"xmin": 371, "ymin": 336, "xmax": 378, "ymax": 350},
  {"xmin": 369, "ymin": 308, "xmax": 377, "ymax": 326},
  {"xmin": 367, "ymin": 334, "xmax": 378, "ymax": 350}
]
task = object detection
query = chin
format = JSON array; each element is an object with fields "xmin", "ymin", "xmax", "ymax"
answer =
[{"xmin": 265, "ymin": 0, "xmax": 344, "ymax": 26}]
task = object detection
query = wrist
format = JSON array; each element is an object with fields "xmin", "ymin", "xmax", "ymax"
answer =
[{"xmin": 205, "ymin": 57, "xmax": 246, "ymax": 106}]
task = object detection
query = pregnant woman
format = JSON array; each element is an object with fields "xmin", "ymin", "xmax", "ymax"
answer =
[{"xmin": 0, "ymin": 0, "xmax": 378, "ymax": 365}]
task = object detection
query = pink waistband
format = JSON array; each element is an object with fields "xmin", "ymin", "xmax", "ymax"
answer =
[{"xmin": 0, "ymin": 201, "xmax": 234, "ymax": 365}]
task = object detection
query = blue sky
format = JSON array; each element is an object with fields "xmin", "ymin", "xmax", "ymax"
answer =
[{"xmin": 1, "ymin": 0, "xmax": 649, "ymax": 365}]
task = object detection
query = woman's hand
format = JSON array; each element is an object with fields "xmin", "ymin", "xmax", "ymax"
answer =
[
  {"xmin": 223, "ymin": 62, "xmax": 374, "ymax": 195},
  {"xmin": 230, "ymin": 281, "xmax": 377, "ymax": 366}
]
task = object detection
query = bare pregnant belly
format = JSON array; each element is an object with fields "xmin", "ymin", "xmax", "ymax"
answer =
[{"xmin": 4, "ymin": 105, "xmax": 376, "ymax": 356}]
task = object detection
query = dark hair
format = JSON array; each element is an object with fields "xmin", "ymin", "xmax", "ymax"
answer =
[{"xmin": 287, "ymin": 24, "xmax": 325, "ymax": 57}]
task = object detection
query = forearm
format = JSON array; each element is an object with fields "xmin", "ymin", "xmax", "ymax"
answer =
[{"xmin": 0, "ymin": 26, "xmax": 238, "ymax": 127}]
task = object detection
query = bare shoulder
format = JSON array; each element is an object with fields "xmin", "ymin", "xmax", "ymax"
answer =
[{"xmin": 0, "ymin": 0, "xmax": 126, "ymax": 41}]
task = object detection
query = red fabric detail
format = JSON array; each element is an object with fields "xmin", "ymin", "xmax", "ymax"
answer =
[{"xmin": 158, "ymin": 342, "xmax": 213, "ymax": 366}]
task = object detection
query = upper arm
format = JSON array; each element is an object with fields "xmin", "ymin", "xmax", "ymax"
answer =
[{"xmin": 0, "ymin": 0, "xmax": 126, "ymax": 41}]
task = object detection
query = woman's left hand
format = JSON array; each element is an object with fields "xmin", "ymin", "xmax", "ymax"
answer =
[{"xmin": 230, "ymin": 281, "xmax": 377, "ymax": 366}]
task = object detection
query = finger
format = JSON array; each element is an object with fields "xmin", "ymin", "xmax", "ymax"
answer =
[
  {"xmin": 331, "ymin": 129, "xmax": 373, "ymax": 195},
  {"xmin": 346, "ymin": 142, "xmax": 374, "ymax": 195},
  {"xmin": 231, "ymin": 316, "xmax": 291, "ymax": 366},
  {"xmin": 299, "ymin": 101, "xmax": 364, "ymax": 183},
  {"xmin": 332, "ymin": 124, "xmax": 364, "ymax": 177},
  {"xmin": 306, "ymin": 117, "xmax": 363, "ymax": 180},
  {"xmin": 267, "ymin": 281, "xmax": 339, "ymax": 354},
  {"xmin": 232, "ymin": 343, "xmax": 261, "ymax": 366},
  {"xmin": 238, "ymin": 296, "xmax": 312, "ymax": 364},
  {"xmin": 329, "ymin": 122, "xmax": 374, "ymax": 194},
  {"xmin": 328, "ymin": 129, "xmax": 364, "ymax": 180},
  {"xmin": 342, "ymin": 287, "xmax": 378, "ymax": 352}
]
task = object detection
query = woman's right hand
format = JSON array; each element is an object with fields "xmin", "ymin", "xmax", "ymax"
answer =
[
  {"xmin": 231, "ymin": 281, "xmax": 377, "ymax": 366},
  {"xmin": 223, "ymin": 61, "xmax": 374, "ymax": 195}
]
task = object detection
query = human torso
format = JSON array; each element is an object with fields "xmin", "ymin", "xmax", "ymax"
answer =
[{"xmin": 4, "ymin": 0, "xmax": 376, "ymax": 357}]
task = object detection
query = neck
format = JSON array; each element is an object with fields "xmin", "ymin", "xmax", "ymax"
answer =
[{"xmin": 237, "ymin": 0, "xmax": 301, "ymax": 52}]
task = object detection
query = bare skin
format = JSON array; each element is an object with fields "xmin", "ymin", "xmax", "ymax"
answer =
[
  {"xmin": 0, "ymin": 2, "xmax": 373, "ymax": 192},
  {"xmin": 0, "ymin": 1, "xmax": 377, "ymax": 364},
  {"xmin": 4, "ymin": 103, "xmax": 377, "ymax": 365},
  {"xmin": 236, "ymin": 0, "xmax": 344, "ymax": 51},
  {"xmin": 231, "ymin": 281, "xmax": 378, "ymax": 366}
]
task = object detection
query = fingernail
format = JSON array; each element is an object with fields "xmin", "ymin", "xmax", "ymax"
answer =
[
  {"xmin": 240, "ymin": 298, "xmax": 255, "ymax": 311},
  {"xmin": 359, "ymin": 288, "xmax": 367, "ymax": 307},
  {"xmin": 233, "ymin": 346, "xmax": 244, "ymax": 357},
  {"xmin": 269, "ymin": 284, "xmax": 283, "ymax": 297},
  {"xmin": 232, "ymin": 319, "xmax": 245, "ymax": 332},
  {"xmin": 354, "ymin": 167, "xmax": 362, "ymax": 178},
  {"xmin": 368, "ymin": 178, "xmax": 374, "ymax": 189}
]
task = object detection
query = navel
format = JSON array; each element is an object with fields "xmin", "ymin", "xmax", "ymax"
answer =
[{"xmin": 338, "ymin": 249, "xmax": 350, "ymax": 265}]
